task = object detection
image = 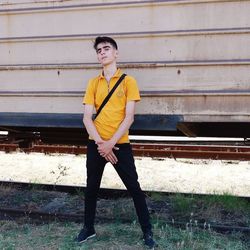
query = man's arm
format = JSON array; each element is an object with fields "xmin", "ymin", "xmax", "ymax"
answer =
[
  {"xmin": 97, "ymin": 101, "xmax": 136, "ymax": 157},
  {"xmin": 83, "ymin": 104, "xmax": 103, "ymax": 143},
  {"xmin": 83, "ymin": 104, "xmax": 118, "ymax": 164}
]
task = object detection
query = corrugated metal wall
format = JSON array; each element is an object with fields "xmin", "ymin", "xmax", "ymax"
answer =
[{"xmin": 0, "ymin": 0, "xmax": 250, "ymax": 122}]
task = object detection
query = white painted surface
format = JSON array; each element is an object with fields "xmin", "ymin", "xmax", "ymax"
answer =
[{"xmin": 0, "ymin": 152, "xmax": 249, "ymax": 197}]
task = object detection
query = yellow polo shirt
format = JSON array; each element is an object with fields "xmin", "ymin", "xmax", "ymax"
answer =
[{"xmin": 83, "ymin": 69, "xmax": 140, "ymax": 144}]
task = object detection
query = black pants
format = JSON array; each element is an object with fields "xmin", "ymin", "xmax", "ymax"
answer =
[{"xmin": 84, "ymin": 140, "xmax": 152, "ymax": 234}]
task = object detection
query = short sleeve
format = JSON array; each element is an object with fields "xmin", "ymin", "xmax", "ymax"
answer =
[
  {"xmin": 125, "ymin": 76, "xmax": 141, "ymax": 102},
  {"xmin": 83, "ymin": 79, "xmax": 95, "ymax": 105}
]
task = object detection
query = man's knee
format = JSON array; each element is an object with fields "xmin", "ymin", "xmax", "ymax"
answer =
[{"xmin": 126, "ymin": 182, "xmax": 144, "ymax": 196}]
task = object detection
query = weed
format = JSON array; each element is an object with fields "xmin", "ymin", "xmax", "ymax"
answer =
[
  {"xmin": 169, "ymin": 193, "xmax": 194, "ymax": 216},
  {"xmin": 203, "ymin": 193, "xmax": 250, "ymax": 213},
  {"xmin": 28, "ymin": 178, "xmax": 42, "ymax": 190},
  {"xmin": 50, "ymin": 163, "xmax": 70, "ymax": 185},
  {"xmin": 0, "ymin": 184, "xmax": 15, "ymax": 195},
  {"xmin": 149, "ymin": 192, "xmax": 166, "ymax": 202},
  {"xmin": 75, "ymin": 187, "xmax": 85, "ymax": 199},
  {"xmin": 111, "ymin": 198, "xmax": 137, "ymax": 222},
  {"xmin": 0, "ymin": 220, "xmax": 249, "ymax": 250}
]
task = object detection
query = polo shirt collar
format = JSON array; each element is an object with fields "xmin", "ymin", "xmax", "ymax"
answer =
[{"xmin": 98, "ymin": 68, "xmax": 122, "ymax": 80}]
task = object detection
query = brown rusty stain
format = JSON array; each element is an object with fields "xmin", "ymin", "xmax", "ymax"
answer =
[{"xmin": 1, "ymin": 143, "xmax": 250, "ymax": 160}]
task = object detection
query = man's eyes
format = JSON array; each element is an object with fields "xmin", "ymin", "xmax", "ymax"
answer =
[{"xmin": 97, "ymin": 47, "xmax": 111, "ymax": 53}]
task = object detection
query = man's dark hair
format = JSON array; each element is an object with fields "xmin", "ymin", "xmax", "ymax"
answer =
[{"xmin": 93, "ymin": 36, "xmax": 118, "ymax": 50}]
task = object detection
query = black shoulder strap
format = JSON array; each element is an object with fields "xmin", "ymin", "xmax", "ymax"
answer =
[{"xmin": 94, "ymin": 73, "xmax": 126, "ymax": 120}]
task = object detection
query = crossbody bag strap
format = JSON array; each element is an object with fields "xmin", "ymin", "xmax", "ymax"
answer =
[{"xmin": 94, "ymin": 73, "xmax": 126, "ymax": 120}]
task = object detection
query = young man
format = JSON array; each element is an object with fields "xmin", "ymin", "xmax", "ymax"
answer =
[{"xmin": 75, "ymin": 36, "xmax": 157, "ymax": 249}]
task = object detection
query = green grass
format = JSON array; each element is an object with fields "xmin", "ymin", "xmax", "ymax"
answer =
[
  {"xmin": 166, "ymin": 192, "xmax": 250, "ymax": 220},
  {"xmin": 0, "ymin": 220, "xmax": 249, "ymax": 250},
  {"xmin": 169, "ymin": 193, "xmax": 195, "ymax": 215},
  {"xmin": 0, "ymin": 187, "xmax": 249, "ymax": 249},
  {"xmin": 203, "ymin": 193, "xmax": 250, "ymax": 213}
]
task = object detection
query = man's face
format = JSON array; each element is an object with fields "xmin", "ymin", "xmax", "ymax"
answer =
[{"xmin": 96, "ymin": 42, "xmax": 118, "ymax": 66}]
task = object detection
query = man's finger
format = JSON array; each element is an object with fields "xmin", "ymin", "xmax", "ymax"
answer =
[
  {"xmin": 106, "ymin": 152, "xmax": 117, "ymax": 164},
  {"xmin": 104, "ymin": 154, "xmax": 113, "ymax": 163},
  {"xmin": 110, "ymin": 152, "xmax": 118, "ymax": 164},
  {"xmin": 106, "ymin": 155, "xmax": 113, "ymax": 164},
  {"xmin": 96, "ymin": 141, "xmax": 103, "ymax": 146}
]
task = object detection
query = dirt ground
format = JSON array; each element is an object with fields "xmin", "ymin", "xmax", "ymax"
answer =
[{"xmin": 0, "ymin": 151, "xmax": 249, "ymax": 197}]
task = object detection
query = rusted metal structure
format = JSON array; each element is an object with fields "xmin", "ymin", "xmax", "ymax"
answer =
[
  {"xmin": 1, "ymin": 142, "xmax": 250, "ymax": 160},
  {"xmin": 1, "ymin": 0, "xmax": 250, "ymax": 144}
]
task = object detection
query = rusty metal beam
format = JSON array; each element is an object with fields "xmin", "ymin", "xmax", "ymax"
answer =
[{"xmin": 1, "ymin": 142, "xmax": 250, "ymax": 160}]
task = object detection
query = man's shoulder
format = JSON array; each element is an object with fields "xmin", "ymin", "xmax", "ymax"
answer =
[
  {"xmin": 124, "ymin": 74, "xmax": 137, "ymax": 84},
  {"xmin": 86, "ymin": 75, "xmax": 100, "ymax": 91},
  {"xmin": 88, "ymin": 75, "xmax": 100, "ymax": 84}
]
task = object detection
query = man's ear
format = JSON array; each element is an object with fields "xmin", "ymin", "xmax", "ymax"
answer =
[{"xmin": 115, "ymin": 50, "xmax": 118, "ymax": 58}]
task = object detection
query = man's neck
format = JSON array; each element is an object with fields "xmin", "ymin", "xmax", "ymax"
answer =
[{"xmin": 103, "ymin": 63, "xmax": 117, "ymax": 82}]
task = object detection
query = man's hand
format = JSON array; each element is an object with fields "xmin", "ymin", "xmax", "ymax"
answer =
[
  {"xmin": 96, "ymin": 140, "xmax": 119, "ymax": 164},
  {"xmin": 104, "ymin": 150, "xmax": 118, "ymax": 165},
  {"xmin": 97, "ymin": 140, "xmax": 118, "ymax": 157}
]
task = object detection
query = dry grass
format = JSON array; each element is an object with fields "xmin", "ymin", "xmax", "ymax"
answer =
[
  {"xmin": 0, "ymin": 220, "xmax": 249, "ymax": 250},
  {"xmin": 0, "ymin": 185, "xmax": 249, "ymax": 249},
  {"xmin": 0, "ymin": 184, "xmax": 16, "ymax": 196}
]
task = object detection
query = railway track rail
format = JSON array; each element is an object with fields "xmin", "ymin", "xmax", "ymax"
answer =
[
  {"xmin": 1, "ymin": 207, "xmax": 250, "ymax": 234},
  {"xmin": 1, "ymin": 142, "xmax": 250, "ymax": 160},
  {"xmin": 0, "ymin": 181, "xmax": 249, "ymax": 235},
  {"xmin": 0, "ymin": 181, "xmax": 250, "ymax": 235}
]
